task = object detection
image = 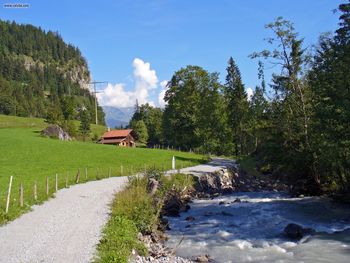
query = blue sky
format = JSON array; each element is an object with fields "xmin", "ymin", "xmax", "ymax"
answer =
[{"xmin": 1, "ymin": 0, "xmax": 343, "ymax": 107}]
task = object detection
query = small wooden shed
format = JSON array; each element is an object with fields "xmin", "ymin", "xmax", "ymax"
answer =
[{"xmin": 99, "ymin": 129, "xmax": 136, "ymax": 147}]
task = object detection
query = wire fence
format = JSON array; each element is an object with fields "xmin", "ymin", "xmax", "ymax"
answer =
[{"xmin": 0, "ymin": 157, "xmax": 194, "ymax": 220}]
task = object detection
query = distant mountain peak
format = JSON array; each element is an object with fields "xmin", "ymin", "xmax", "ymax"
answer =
[{"xmin": 102, "ymin": 106, "xmax": 134, "ymax": 128}]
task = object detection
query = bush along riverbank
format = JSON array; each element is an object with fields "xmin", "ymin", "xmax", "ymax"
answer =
[{"xmin": 94, "ymin": 169, "xmax": 197, "ymax": 263}]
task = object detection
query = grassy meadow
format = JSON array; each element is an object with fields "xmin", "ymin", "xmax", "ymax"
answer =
[{"xmin": 0, "ymin": 114, "xmax": 205, "ymax": 224}]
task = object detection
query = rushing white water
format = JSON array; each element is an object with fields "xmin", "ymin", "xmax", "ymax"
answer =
[{"xmin": 165, "ymin": 192, "xmax": 350, "ymax": 263}]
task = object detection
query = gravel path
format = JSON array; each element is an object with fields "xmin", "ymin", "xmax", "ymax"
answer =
[
  {"xmin": 0, "ymin": 176, "xmax": 128, "ymax": 263},
  {"xmin": 0, "ymin": 158, "xmax": 234, "ymax": 263}
]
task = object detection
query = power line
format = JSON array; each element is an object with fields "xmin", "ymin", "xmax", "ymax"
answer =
[{"xmin": 89, "ymin": 81, "xmax": 107, "ymax": 125}]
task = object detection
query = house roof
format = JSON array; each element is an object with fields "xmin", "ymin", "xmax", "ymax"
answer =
[{"xmin": 101, "ymin": 129, "xmax": 133, "ymax": 138}]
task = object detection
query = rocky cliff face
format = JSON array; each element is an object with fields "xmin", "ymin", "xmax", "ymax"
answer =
[
  {"xmin": 63, "ymin": 63, "xmax": 91, "ymax": 90},
  {"xmin": 22, "ymin": 55, "xmax": 90, "ymax": 90}
]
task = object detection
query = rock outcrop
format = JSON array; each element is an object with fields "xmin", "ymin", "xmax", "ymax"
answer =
[
  {"xmin": 41, "ymin": 125, "xmax": 72, "ymax": 141},
  {"xmin": 161, "ymin": 188, "xmax": 193, "ymax": 217},
  {"xmin": 194, "ymin": 164, "xmax": 288, "ymax": 196},
  {"xmin": 196, "ymin": 169, "xmax": 235, "ymax": 194}
]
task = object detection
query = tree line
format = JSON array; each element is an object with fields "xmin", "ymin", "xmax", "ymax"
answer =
[{"xmin": 130, "ymin": 1, "xmax": 350, "ymax": 196}]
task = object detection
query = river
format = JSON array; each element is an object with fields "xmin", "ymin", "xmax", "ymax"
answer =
[{"xmin": 165, "ymin": 192, "xmax": 350, "ymax": 263}]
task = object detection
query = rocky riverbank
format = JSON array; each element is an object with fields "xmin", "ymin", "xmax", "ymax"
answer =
[
  {"xmin": 131, "ymin": 186, "xmax": 196, "ymax": 263},
  {"xmin": 131, "ymin": 159, "xmax": 290, "ymax": 262},
  {"xmin": 195, "ymin": 165, "xmax": 289, "ymax": 196}
]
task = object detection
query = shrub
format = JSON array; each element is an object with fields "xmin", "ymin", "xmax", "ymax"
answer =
[
  {"xmin": 95, "ymin": 216, "xmax": 146, "ymax": 263},
  {"xmin": 113, "ymin": 177, "xmax": 158, "ymax": 234},
  {"xmin": 95, "ymin": 170, "xmax": 196, "ymax": 262}
]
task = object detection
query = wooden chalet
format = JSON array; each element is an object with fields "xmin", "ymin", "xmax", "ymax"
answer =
[{"xmin": 99, "ymin": 129, "xmax": 136, "ymax": 147}]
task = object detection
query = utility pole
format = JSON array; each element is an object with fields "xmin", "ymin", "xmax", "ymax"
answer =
[{"xmin": 89, "ymin": 81, "xmax": 107, "ymax": 125}]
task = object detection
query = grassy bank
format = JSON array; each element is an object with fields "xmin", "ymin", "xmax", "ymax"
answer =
[
  {"xmin": 0, "ymin": 114, "xmax": 106, "ymax": 136},
  {"xmin": 94, "ymin": 171, "xmax": 195, "ymax": 262},
  {"xmin": 0, "ymin": 115, "xmax": 205, "ymax": 224}
]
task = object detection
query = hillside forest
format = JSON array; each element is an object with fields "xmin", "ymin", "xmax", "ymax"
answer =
[{"xmin": 0, "ymin": 20, "xmax": 105, "ymax": 129}]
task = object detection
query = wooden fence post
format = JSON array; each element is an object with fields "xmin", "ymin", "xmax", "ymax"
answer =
[
  {"xmin": 46, "ymin": 177, "xmax": 49, "ymax": 196},
  {"xmin": 120, "ymin": 165, "xmax": 123, "ymax": 176},
  {"xmin": 5, "ymin": 176, "xmax": 13, "ymax": 214},
  {"xmin": 65, "ymin": 173, "xmax": 68, "ymax": 188},
  {"xmin": 34, "ymin": 181, "xmax": 37, "ymax": 201},
  {"xmin": 85, "ymin": 167, "xmax": 88, "ymax": 180},
  {"xmin": 76, "ymin": 169, "xmax": 80, "ymax": 183},
  {"xmin": 19, "ymin": 183, "xmax": 24, "ymax": 207},
  {"xmin": 55, "ymin": 174, "xmax": 58, "ymax": 192}
]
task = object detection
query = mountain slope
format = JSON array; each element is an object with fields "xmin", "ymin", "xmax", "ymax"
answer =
[
  {"xmin": 0, "ymin": 20, "xmax": 105, "ymax": 124},
  {"xmin": 103, "ymin": 106, "xmax": 134, "ymax": 128}
]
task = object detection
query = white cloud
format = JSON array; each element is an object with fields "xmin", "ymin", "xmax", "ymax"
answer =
[
  {"xmin": 97, "ymin": 83, "xmax": 134, "ymax": 108},
  {"xmin": 133, "ymin": 58, "xmax": 158, "ymax": 90},
  {"xmin": 158, "ymin": 80, "xmax": 169, "ymax": 108},
  {"xmin": 97, "ymin": 58, "xmax": 159, "ymax": 108},
  {"xmin": 247, "ymin": 87, "xmax": 254, "ymax": 101}
]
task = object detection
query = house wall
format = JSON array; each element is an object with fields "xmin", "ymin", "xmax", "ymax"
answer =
[
  {"xmin": 125, "ymin": 134, "xmax": 135, "ymax": 147},
  {"xmin": 100, "ymin": 132, "xmax": 135, "ymax": 147}
]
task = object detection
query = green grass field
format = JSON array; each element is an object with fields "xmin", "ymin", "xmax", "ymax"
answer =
[
  {"xmin": 0, "ymin": 114, "xmax": 107, "ymax": 136},
  {"xmin": 0, "ymin": 115, "xmax": 205, "ymax": 224}
]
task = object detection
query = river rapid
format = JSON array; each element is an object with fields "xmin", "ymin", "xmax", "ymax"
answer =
[{"xmin": 165, "ymin": 192, "xmax": 350, "ymax": 263}]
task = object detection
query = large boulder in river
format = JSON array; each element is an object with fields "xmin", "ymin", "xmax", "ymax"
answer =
[
  {"xmin": 41, "ymin": 125, "xmax": 72, "ymax": 141},
  {"xmin": 284, "ymin": 223, "xmax": 315, "ymax": 239},
  {"xmin": 196, "ymin": 169, "xmax": 235, "ymax": 194}
]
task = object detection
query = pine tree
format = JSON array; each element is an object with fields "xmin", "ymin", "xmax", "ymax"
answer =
[
  {"xmin": 79, "ymin": 108, "xmax": 91, "ymax": 142},
  {"xmin": 248, "ymin": 85, "xmax": 268, "ymax": 152},
  {"xmin": 45, "ymin": 104, "xmax": 63, "ymax": 125},
  {"xmin": 132, "ymin": 120, "xmax": 148, "ymax": 144},
  {"xmin": 223, "ymin": 57, "xmax": 249, "ymax": 156}
]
